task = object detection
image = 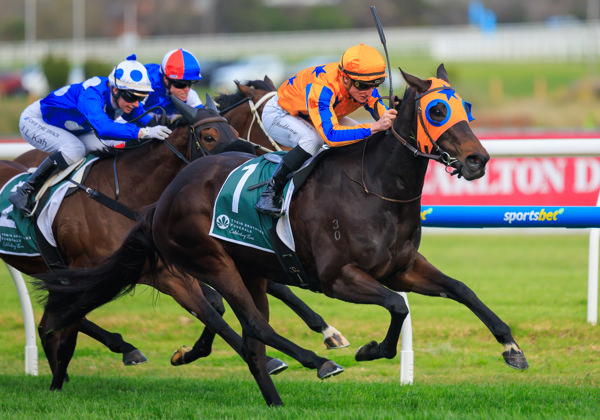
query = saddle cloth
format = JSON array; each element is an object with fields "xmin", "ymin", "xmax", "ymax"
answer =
[
  {"xmin": 0, "ymin": 156, "xmax": 98, "ymax": 256},
  {"xmin": 209, "ymin": 152, "xmax": 296, "ymax": 252}
]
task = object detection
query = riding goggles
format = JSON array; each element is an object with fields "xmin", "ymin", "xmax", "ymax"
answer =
[
  {"xmin": 119, "ymin": 89, "xmax": 147, "ymax": 103},
  {"xmin": 169, "ymin": 79, "xmax": 195, "ymax": 89},
  {"xmin": 350, "ymin": 77, "xmax": 384, "ymax": 91}
]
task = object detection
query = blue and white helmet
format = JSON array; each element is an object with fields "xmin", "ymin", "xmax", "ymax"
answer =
[{"xmin": 108, "ymin": 54, "xmax": 153, "ymax": 95}]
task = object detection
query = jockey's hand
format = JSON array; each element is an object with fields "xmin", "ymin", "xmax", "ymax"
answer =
[
  {"xmin": 370, "ymin": 109, "xmax": 398, "ymax": 133},
  {"xmin": 139, "ymin": 125, "xmax": 172, "ymax": 140}
]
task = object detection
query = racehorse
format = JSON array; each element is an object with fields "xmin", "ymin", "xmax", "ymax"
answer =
[
  {"xmin": 4, "ymin": 94, "xmax": 346, "ymax": 389},
  {"xmin": 169, "ymin": 79, "xmax": 349, "ymax": 366},
  {"xmin": 216, "ymin": 76, "xmax": 290, "ymax": 155},
  {"xmin": 36, "ymin": 65, "xmax": 528, "ymax": 406},
  {"xmin": 0, "ymin": 103, "xmax": 245, "ymax": 389}
]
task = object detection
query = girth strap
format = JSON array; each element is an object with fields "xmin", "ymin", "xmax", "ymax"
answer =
[{"xmin": 67, "ymin": 179, "xmax": 139, "ymax": 221}]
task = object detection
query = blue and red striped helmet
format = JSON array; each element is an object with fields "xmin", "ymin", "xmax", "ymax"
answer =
[{"xmin": 160, "ymin": 48, "xmax": 202, "ymax": 81}]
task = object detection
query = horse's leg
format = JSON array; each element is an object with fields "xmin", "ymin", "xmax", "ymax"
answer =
[
  {"xmin": 391, "ymin": 253, "xmax": 528, "ymax": 370},
  {"xmin": 149, "ymin": 273, "xmax": 288, "ymax": 375},
  {"xmin": 170, "ymin": 281, "xmax": 224, "ymax": 364},
  {"xmin": 79, "ymin": 318, "xmax": 147, "ymax": 366},
  {"xmin": 38, "ymin": 306, "xmax": 79, "ymax": 390},
  {"xmin": 49, "ymin": 324, "xmax": 79, "ymax": 391},
  {"xmin": 189, "ymin": 264, "xmax": 343, "ymax": 383},
  {"xmin": 242, "ymin": 274, "xmax": 283, "ymax": 406},
  {"xmin": 313, "ymin": 264, "xmax": 409, "ymax": 362},
  {"xmin": 266, "ymin": 280, "xmax": 350, "ymax": 349},
  {"xmin": 37, "ymin": 310, "xmax": 59, "ymax": 376}
]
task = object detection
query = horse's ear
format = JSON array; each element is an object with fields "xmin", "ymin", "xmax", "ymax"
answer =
[
  {"xmin": 170, "ymin": 94, "xmax": 198, "ymax": 123},
  {"xmin": 437, "ymin": 64, "xmax": 449, "ymax": 83},
  {"xmin": 400, "ymin": 67, "xmax": 431, "ymax": 94},
  {"xmin": 264, "ymin": 75, "xmax": 276, "ymax": 90},
  {"xmin": 204, "ymin": 93, "xmax": 219, "ymax": 112},
  {"xmin": 237, "ymin": 81, "xmax": 253, "ymax": 97}
]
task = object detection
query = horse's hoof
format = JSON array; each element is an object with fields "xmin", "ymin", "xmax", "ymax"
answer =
[
  {"xmin": 123, "ymin": 349, "xmax": 148, "ymax": 366},
  {"xmin": 171, "ymin": 345, "xmax": 192, "ymax": 366},
  {"xmin": 355, "ymin": 340, "xmax": 379, "ymax": 362},
  {"xmin": 266, "ymin": 358, "xmax": 288, "ymax": 375},
  {"xmin": 317, "ymin": 360, "xmax": 344, "ymax": 379},
  {"xmin": 503, "ymin": 348, "xmax": 529, "ymax": 370},
  {"xmin": 323, "ymin": 326, "xmax": 350, "ymax": 349}
]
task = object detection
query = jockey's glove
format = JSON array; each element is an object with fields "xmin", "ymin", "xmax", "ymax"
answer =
[{"xmin": 139, "ymin": 125, "xmax": 172, "ymax": 140}]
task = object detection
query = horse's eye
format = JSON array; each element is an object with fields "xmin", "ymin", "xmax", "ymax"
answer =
[
  {"xmin": 425, "ymin": 99, "xmax": 450, "ymax": 127},
  {"xmin": 429, "ymin": 105, "xmax": 445, "ymax": 120}
]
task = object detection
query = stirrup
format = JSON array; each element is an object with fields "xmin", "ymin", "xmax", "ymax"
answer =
[{"xmin": 9, "ymin": 189, "xmax": 36, "ymax": 217}]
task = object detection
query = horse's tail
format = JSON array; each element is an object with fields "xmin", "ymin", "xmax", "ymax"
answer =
[{"xmin": 32, "ymin": 206, "xmax": 160, "ymax": 331}]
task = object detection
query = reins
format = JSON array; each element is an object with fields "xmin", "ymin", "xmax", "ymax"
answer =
[
  {"xmin": 344, "ymin": 136, "xmax": 422, "ymax": 203},
  {"xmin": 347, "ymin": 85, "xmax": 462, "ymax": 203},
  {"xmin": 220, "ymin": 90, "xmax": 280, "ymax": 154},
  {"xmin": 73, "ymin": 110, "xmax": 232, "ymax": 220},
  {"xmin": 246, "ymin": 91, "xmax": 280, "ymax": 152}
]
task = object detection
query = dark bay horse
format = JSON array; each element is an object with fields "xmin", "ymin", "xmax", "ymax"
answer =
[
  {"xmin": 5, "ymin": 95, "xmax": 346, "ymax": 388},
  {"xmin": 168, "ymin": 80, "xmax": 349, "ymax": 366},
  {"xmin": 36, "ymin": 65, "xmax": 528, "ymax": 406},
  {"xmin": 0, "ymin": 104, "xmax": 246, "ymax": 389}
]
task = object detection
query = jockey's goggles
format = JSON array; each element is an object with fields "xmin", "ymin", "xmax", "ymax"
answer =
[
  {"xmin": 168, "ymin": 79, "xmax": 195, "ymax": 89},
  {"xmin": 119, "ymin": 89, "xmax": 147, "ymax": 103},
  {"xmin": 350, "ymin": 77, "xmax": 384, "ymax": 91}
]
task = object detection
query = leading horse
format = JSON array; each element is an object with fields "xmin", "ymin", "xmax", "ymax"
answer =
[{"xmin": 37, "ymin": 65, "xmax": 527, "ymax": 406}]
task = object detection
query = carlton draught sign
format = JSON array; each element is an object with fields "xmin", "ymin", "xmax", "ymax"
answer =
[{"xmin": 422, "ymin": 157, "xmax": 600, "ymax": 206}]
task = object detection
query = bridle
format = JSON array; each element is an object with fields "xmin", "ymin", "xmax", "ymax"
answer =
[
  {"xmin": 246, "ymin": 91, "xmax": 280, "ymax": 152},
  {"xmin": 389, "ymin": 85, "xmax": 459, "ymax": 171},
  {"xmin": 220, "ymin": 91, "xmax": 280, "ymax": 154},
  {"xmin": 187, "ymin": 113, "xmax": 235, "ymax": 161},
  {"xmin": 347, "ymin": 84, "xmax": 465, "ymax": 203}
]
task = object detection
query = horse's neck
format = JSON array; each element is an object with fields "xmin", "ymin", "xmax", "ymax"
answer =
[{"xmin": 114, "ymin": 131, "xmax": 189, "ymax": 200}]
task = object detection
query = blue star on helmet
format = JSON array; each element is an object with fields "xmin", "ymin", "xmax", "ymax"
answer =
[
  {"xmin": 439, "ymin": 87, "xmax": 457, "ymax": 100},
  {"xmin": 312, "ymin": 65, "xmax": 326, "ymax": 78},
  {"xmin": 287, "ymin": 75, "xmax": 297, "ymax": 86}
]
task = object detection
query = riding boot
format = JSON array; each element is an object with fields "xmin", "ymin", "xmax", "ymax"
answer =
[
  {"xmin": 255, "ymin": 146, "xmax": 311, "ymax": 217},
  {"xmin": 9, "ymin": 152, "xmax": 67, "ymax": 217}
]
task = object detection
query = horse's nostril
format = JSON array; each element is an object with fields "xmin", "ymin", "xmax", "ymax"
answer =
[{"xmin": 466, "ymin": 154, "xmax": 485, "ymax": 169}]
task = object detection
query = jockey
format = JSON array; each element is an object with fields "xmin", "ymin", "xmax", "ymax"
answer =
[
  {"xmin": 9, "ymin": 55, "xmax": 172, "ymax": 217},
  {"xmin": 143, "ymin": 48, "xmax": 204, "ymax": 124},
  {"xmin": 255, "ymin": 43, "xmax": 398, "ymax": 217}
]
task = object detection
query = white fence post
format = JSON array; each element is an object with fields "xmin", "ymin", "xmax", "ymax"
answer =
[
  {"xmin": 6, "ymin": 263, "xmax": 38, "ymax": 375},
  {"xmin": 399, "ymin": 292, "xmax": 414, "ymax": 385}
]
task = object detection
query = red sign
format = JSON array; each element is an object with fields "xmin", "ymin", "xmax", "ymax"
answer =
[{"xmin": 423, "ymin": 157, "xmax": 600, "ymax": 206}]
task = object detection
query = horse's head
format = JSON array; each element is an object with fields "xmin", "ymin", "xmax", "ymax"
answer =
[
  {"xmin": 399, "ymin": 64, "xmax": 489, "ymax": 180},
  {"xmin": 215, "ymin": 76, "xmax": 279, "ymax": 154},
  {"xmin": 235, "ymin": 76, "xmax": 276, "ymax": 102},
  {"xmin": 178, "ymin": 94, "xmax": 251, "ymax": 160}
]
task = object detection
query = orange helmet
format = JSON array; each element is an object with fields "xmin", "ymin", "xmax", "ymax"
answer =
[{"xmin": 338, "ymin": 43, "xmax": 387, "ymax": 85}]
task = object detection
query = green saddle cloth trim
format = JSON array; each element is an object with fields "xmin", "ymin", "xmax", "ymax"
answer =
[
  {"xmin": 209, "ymin": 152, "xmax": 290, "ymax": 252},
  {"xmin": 0, "ymin": 154, "xmax": 97, "ymax": 256},
  {"xmin": 0, "ymin": 173, "xmax": 39, "ymax": 255}
]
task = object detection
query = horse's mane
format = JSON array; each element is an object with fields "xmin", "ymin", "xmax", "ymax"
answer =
[{"xmin": 214, "ymin": 79, "xmax": 275, "ymax": 110}]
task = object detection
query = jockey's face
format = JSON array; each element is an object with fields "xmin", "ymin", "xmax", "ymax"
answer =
[
  {"xmin": 342, "ymin": 76, "xmax": 375, "ymax": 105},
  {"xmin": 112, "ymin": 87, "xmax": 141, "ymax": 113},
  {"xmin": 165, "ymin": 77, "xmax": 192, "ymax": 102}
]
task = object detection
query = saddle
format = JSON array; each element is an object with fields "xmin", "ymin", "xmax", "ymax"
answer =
[
  {"xmin": 0, "ymin": 154, "xmax": 138, "ymax": 270},
  {"xmin": 209, "ymin": 150, "xmax": 329, "ymax": 290}
]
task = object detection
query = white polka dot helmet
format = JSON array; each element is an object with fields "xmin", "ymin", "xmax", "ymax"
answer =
[{"xmin": 108, "ymin": 54, "xmax": 153, "ymax": 95}]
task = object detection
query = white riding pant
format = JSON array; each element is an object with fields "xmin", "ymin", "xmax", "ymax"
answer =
[
  {"xmin": 20, "ymin": 100, "xmax": 117, "ymax": 166},
  {"xmin": 262, "ymin": 95, "xmax": 359, "ymax": 156}
]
